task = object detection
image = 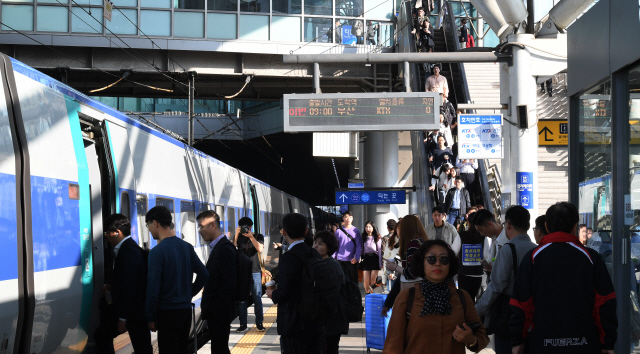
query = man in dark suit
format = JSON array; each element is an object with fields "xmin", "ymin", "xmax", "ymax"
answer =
[
  {"xmin": 198, "ymin": 210, "xmax": 237, "ymax": 354},
  {"xmin": 444, "ymin": 176, "xmax": 472, "ymax": 225},
  {"xmin": 97, "ymin": 214, "xmax": 152, "ymax": 354},
  {"xmin": 266, "ymin": 213, "xmax": 322, "ymax": 354}
]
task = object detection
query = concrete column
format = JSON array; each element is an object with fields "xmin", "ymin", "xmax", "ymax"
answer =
[
  {"xmin": 506, "ymin": 34, "xmax": 539, "ymax": 218},
  {"xmin": 499, "ymin": 61, "xmax": 511, "ymax": 214},
  {"xmin": 363, "ymin": 131, "xmax": 399, "ymax": 230}
]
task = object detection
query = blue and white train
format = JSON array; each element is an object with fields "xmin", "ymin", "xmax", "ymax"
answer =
[{"xmin": 0, "ymin": 54, "xmax": 329, "ymax": 354}]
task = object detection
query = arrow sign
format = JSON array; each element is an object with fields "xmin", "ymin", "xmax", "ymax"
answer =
[
  {"xmin": 339, "ymin": 194, "xmax": 348, "ymax": 202},
  {"xmin": 539, "ymin": 126, "xmax": 553, "ymax": 141}
]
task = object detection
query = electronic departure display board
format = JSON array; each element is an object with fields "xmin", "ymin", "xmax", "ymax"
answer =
[{"xmin": 283, "ymin": 92, "xmax": 441, "ymax": 132}]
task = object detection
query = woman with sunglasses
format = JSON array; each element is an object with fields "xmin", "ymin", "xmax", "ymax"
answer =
[{"xmin": 383, "ymin": 240, "xmax": 489, "ymax": 354}]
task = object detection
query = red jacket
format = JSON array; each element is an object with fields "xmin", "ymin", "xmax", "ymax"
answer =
[{"xmin": 509, "ymin": 232, "xmax": 617, "ymax": 353}]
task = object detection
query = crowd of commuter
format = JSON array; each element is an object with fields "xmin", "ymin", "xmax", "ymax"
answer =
[{"xmin": 94, "ymin": 200, "xmax": 618, "ymax": 354}]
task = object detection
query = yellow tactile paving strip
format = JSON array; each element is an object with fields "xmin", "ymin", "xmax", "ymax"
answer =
[{"xmin": 231, "ymin": 304, "xmax": 278, "ymax": 354}]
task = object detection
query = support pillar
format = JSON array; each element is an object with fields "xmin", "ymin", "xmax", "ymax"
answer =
[
  {"xmin": 506, "ymin": 34, "xmax": 539, "ymax": 219},
  {"xmin": 313, "ymin": 63, "xmax": 321, "ymax": 94},
  {"xmin": 188, "ymin": 71, "xmax": 196, "ymax": 146},
  {"xmin": 363, "ymin": 131, "xmax": 399, "ymax": 229}
]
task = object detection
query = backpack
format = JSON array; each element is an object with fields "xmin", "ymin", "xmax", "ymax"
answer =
[
  {"xmin": 233, "ymin": 249, "xmax": 253, "ymax": 303},
  {"xmin": 342, "ymin": 275, "xmax": 364, "ymax": 322},
  {"xmin": 294, "ymin": 249, "xmax": 342, "ymax": 322}
]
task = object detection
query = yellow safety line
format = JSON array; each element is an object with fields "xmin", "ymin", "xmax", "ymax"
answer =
[{"xmin": 231, "ymin": 304, "xmax": 278, "ymax": 354}]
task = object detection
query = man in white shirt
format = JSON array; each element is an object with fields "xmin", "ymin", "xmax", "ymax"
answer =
[
  {"xmin": 473, "ymin": 209, "xmax": 508, "ymax": 271},
  {"xmin": 456, "ymin": 156, "xmax": 478, "ymax": 203}
]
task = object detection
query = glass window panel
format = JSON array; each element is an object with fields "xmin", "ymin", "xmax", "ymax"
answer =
[
  {"xmin": 628, "ymin": 66, "xmax": 640, "ymax": 337},
  {"xmin": 303, "ymin": 0, "xmax": 328, "ymax": 15},
  {"xmin": 368, "ymin": 20, "xmax": 392, "ymax": 46},
  {"xmin": 155, "ymin": 197, "xmax": 175, "ymax": 228},
  {"xmin": 37, "ymin": 0, "xmax": 65, "ymax": 4},
  {"xmin": 142, "ymin": 0, "xmax": 170, "ymax": 8},
  {"xmin": 335, "ymin": 0, "xmax": 362, "ymax": 16},
  {"xmin": 207, "ymin": 0, "xmax": 236, "ymax": 11},
  {"xmin": 271, "ymin": 16, "xmax": 300, "ymax": 42},
  {"xmin": 239, "ymin": 14, "xmax": 268, "ymax": 40},
  {"xmin": 72, "ymin": 7, "xmax": 103, "ymax": 33},
  {"xmin": 483, "ymin": 24, "xmax": 499, "ymax": 48},
  {"xmin": 37, "ymin": 6, "xmax": 68, "ymax": 32},
  {"xmin": 1, "ymin": 5, "xmax": 33, "ymax": 31},
  {"xmin": 174, "ymin": 12, "xmax": 204, "ymax": 37},
  {"xmin": 577, "ymin": 81, "xmax": 612, "ymax": 234},
  {"xmin": 136, "ymin": 194, "xmax": 149, "ymax": 249},
  {"xmin": 273, "ymin": 0, "xmax": 300, "ymax": 14},
  {"xmin": 338, "ymin": 19, "xmax": 363, "ymax": 44},
  {"xmin": 117, "ymin": 0, "xmax": 138, "ymax": 6},
  {"xmin": 207, "ymin": 13, "xmax": 236, "ymax": 38},
  {"xmin": 180, "ymin": 201, "xmax": 196, "ymax": 246},
  {"xmin": 106, "ymin": 8, "xmax": 137, "ymax": 34},
  {"xmin": 303, "ymin": 17, "xmax": 332, "ymax": 43},
  {"xmin": 174, "ymin": 0, "xmax": 203, "ymax": 9},
  {"xmin": 140, "ymin": 10, "xmax": 170, "ymax": 36},
  {"xmin": 240, "ymin": 0, "xmax": 268, "ymax": 12},
  {"xmin": 364, "ymin": 0, "xmax": 392, "ymax": 19}
]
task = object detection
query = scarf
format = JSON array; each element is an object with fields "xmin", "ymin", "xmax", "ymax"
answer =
[{"xmin": 419, "ymin": 278, "xmax": 452, "ymax": 316}]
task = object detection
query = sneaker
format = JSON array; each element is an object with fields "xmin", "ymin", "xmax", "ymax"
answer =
[
  {"xmin": 256, "ymin": 324, "xmax": 266, "ymax": 331},
  {"xmin": 236, "ymin": 325, "xmax": 248, "ymax": 333}
]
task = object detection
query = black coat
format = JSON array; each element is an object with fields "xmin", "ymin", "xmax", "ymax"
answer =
[
  {"xmin": 112, "ymin": 237, "xmax": 148, "ymax": 321},
  {"xmin": 271, "ymin": 242, "xmax": 322, "ymax": 336},
  {"xmin": 201, "ymin": 236, "xmax": 237, "ymax": 321},
  {"xmin": 324, "ymin": 257, "xmax": 349, "ymax": 336},
  {"xmin": 444, "ymin": 187, "xmax": 471, "ymax": 216}
]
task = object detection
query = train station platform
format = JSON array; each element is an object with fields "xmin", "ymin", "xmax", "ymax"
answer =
[{"xmin": 197, "ymin": 287, "xmax": 497, "ymax": 354}]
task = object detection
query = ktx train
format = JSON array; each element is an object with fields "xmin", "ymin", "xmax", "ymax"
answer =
[{"xmin": 0, "ymin": 54, "xmax": 330, "ymax": 354}]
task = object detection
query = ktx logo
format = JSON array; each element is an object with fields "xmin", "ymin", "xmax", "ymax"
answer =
[
  {"xmin": 482, "ymin": 129, "xmax": 496, "ymax": 133},
  {"xmin": 461, "ymin": 129, "xmax": 472, "ymax": 133}
]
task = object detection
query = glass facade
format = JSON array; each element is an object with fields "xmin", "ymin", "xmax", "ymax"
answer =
[
  {"xmin": 572, "ymin": 62, "xmax": 640, "ymax": 353},
  {"xmin": 91, "ymin": 96, "xmax": 278, "ymax": 115},
  {"xmin": 0, "ymin": 0, "xmax": 395, "ymax": 44}
]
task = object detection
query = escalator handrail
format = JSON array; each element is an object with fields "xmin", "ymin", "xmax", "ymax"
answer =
[{"xmin": 441, "ymin": 1, "xmax": 496, "ymax": 216}]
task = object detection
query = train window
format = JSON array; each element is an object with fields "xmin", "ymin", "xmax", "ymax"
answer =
[
  {"xmin": 137, "ymin": 194, "xmax": 149, "ymax": 249},
  {"xmin": 121, "ymin": 192, "xmax": 130, "ymax": 219},
  {"xmin": 227, "ymin": 207, "xmax": 236, "ymax": 240},
  {"xmin": 180, "ymin": 201, "xmax": 196, "ymax": 246},
  {"xmin": 155, "ymin": 197, "xmax": 175, "ymax": 229},
  {"xmin": 68, "ymin": 183, "xmax": 80, "ymax": 200},
  {"xmin": 215, "ymin": 205, "xmax": 225, "ymax": 235}
]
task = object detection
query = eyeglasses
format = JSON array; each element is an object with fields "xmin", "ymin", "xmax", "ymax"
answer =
[
  {"xmin": 532, "ymin": 227, "xmax": 539, "ymax": 231},
  {"xmin": 426, "ymin": 256, "xmax": 450, "ymax": 265},
  {"xmin": 145, "ymin": 221, "xmax": 153, "ymax": 228}
]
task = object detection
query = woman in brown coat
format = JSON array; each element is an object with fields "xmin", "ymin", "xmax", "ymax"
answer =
[{"xmin": 383, "ymin": 240, "xmax": 489, "ymax": 354}]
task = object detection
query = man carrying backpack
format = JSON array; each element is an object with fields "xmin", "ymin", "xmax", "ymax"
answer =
[{"xmin": 267, "ymin": 213, "xmax": 323, "ymax": 354}]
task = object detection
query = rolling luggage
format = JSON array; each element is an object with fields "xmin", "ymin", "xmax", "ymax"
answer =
[{"xmin": 365, "ymin": 293, "xmax": 392, "ymax": 352}]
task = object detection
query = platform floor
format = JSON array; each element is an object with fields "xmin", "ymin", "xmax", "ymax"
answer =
[{"xmin": 197, "ymin": 285, "xmax": 497, "ymax": 354}]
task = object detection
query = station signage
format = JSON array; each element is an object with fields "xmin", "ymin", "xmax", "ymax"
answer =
[
  {"xmin": 335, "ymin": 190, "xmax": 406, "ymax": 205},
  {"xmin": 538, "ymin": 120, "xmax": 568, "ymax": 146},
  {"xmin": 283, "ymin": 92, "xmax": 441, "ymax": 132},
  {"xmin": 457, "ymin": 114, "xmax": 503, "ymax": 159}
]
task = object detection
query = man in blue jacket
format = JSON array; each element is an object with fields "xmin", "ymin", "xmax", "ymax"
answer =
[{"xmin": 145, "ymin": 206, "xmax": 208, "ymax": 354}]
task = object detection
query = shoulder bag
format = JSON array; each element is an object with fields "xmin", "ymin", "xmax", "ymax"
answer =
[{"xmin": 485, "ymin": 243, "xmax": 517, "ymax": 337}]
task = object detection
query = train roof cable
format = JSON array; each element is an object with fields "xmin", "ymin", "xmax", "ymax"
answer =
[
  {"xmin": 0, "ymin": 21, "xmax": 174, "ymax": 92},
  {"xmin": 65, "ymin": 0, "xmax": 190, "ymax": 89},
  {"xmin": 109, "ymin": 3, "xmax": 189, "ymax": 73}
]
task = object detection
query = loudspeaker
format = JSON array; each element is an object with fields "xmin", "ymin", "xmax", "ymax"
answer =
[{"xmin": 517, "ymin": 105, "xmax": 528, "ymax": 129}]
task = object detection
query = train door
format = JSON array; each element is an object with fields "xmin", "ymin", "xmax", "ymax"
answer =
[
  {"xmin": 4, "ymin": 56, "xmax": 95, "ymax": 353},
  {"xmin": 0, "ymin": 54, "xmax": 23, "ymax": 354}
]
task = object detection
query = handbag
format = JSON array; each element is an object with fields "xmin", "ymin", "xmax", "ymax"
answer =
[
  {"xmin": 485, "ymin": 243, "xmax": 517, "ymax": 337},
  {"xmin": 258, "ymin": 251, "xmax": 272, "ymax": 285}
]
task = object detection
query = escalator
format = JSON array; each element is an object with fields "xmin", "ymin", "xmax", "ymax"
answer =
[{"xmin": 402, "ymin": 1, "xmax": 501, "ymax": 222}]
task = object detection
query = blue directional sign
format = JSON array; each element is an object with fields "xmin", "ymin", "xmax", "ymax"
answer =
[
  {"xmin": 516, "ymin": 172, "xmax": 534, "ymax": 210},
  {"xmin": 335, "ymin": 190, "xmax": 406, "ymax": 205},
  {"xmin": 458, "ymin": 114, "xmax": 503, "ymax": 159},
  {"xmin": 348, "ymin": 182, "xmax": 365, "ymax": 188}
]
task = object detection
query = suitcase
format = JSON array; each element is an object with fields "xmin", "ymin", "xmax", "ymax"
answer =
[{"xmin": 365, "ymin": 293, "xmax": 392, "ymax": 352}]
